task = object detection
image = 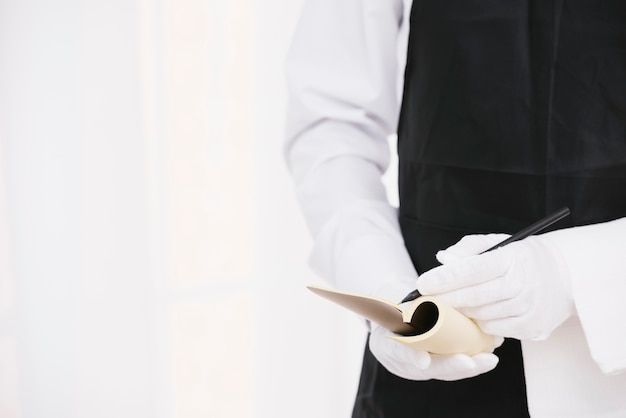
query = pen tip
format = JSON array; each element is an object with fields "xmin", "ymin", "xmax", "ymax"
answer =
[{"xmin": 400, "ymin": 290, "xmax": 421, "ymax": 303}]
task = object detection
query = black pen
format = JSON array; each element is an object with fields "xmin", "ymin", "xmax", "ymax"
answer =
[{"xmin": 399, "ymin": 207, "xmax": 571, "ymax": 304}]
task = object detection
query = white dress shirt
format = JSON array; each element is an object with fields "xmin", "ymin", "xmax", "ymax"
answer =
[{"xmin": 285, "ymin": 0, "xmax": 626, "ymax": 415}]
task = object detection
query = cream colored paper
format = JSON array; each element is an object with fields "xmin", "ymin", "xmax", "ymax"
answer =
[{"xmin": 307, "ymin": 285, "xmax": 493, "ymax": 355}]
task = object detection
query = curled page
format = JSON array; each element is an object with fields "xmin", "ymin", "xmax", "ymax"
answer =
[{"xmin": 307, "ymin": 285, "xmax": 494, "ymax": 355}]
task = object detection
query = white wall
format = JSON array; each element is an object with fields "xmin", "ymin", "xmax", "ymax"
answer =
[{"xmin": 0, "ymin": 0, "xmax": 370, "ymax": 417}]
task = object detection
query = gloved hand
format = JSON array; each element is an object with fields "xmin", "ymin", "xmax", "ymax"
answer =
[
  {"xmin": 368, "ymin": 321, "xmax": 502, "ymax": 381},
  {"xmin": 417, "ymin": 234, "xmax": 575, "ymax": 341}
]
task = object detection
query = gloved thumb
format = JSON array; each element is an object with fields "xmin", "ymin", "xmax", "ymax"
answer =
[
  {"xmin": 436, "ymin": 234, "xmax": 510, "ymax": 264},
  {"xmin": 369, "ymin": 323, "xmax": 431, "ymax": 370}
]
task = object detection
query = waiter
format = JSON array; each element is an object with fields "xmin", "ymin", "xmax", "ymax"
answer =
[{"xmin": 285, "ymin": 0, "xmax": 626, "ymax": 416}]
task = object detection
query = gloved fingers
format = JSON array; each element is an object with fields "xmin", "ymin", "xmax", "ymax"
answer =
[
  {"xmin": 417, "ymin": 249, "xmax": 512, "ymax": 295},
  {"xmin": 492, "ymin": 335, "xmax": 505, "ymax": 350},
  {"xmin": 369, "ymin": 324, "xmax": 430, "ymax": 370},
  {"xmin": 458, "ymin": 298, "xmax": 530, "ymax": 321},
  {"xmin": 369, "ymin": 336, "xmax": 432, "ymax": 380},
  {"xmin": 387, "ymin": 336, "xmax": 431, "ymax": 369},
  {"xmin": 387, "ymin": 357, "xmax": 435, "ymax": 381},
  {"xmin": 435, "ymin": 234, "xmax": 511, "ymax": 264},
  {"xmin": 429, "ymin": 353, "xmax": 499, "ymax": 381},
  {"xmin": 369, "ymin": 323, "xmax": 501, "ymax": 381},
  {"xmin": 427, "ymin": 354, "xmax": 474, "ymax": 379},
  {"xmin": 425, "ymin": 270, "xmax": 522, "ymax": 308},
  {"xmin": 475, "ymin": 315, "xmax": 540, "ymax": 340},
  {"xmin": 467, "ymin": 353, "xmax": 500, "ymax": 377}
]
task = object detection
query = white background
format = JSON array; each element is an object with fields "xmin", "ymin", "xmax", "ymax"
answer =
[{"xmin": 0, "ymin": 0, "xmax": 402, "ymax": 416}]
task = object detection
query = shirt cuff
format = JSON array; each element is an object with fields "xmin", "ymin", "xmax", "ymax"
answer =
[{"xmin": 546, "ymin": 217, "xmax": 626, "ymax": 375}]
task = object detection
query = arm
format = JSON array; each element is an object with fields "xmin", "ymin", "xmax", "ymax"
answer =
[
  {"xmin": 417, "ymin": 218, "xmax": 626, "ymax": 375},
  {"xmin": 285, "ymin": 0, "xmax": 417, "ymax": 301}
]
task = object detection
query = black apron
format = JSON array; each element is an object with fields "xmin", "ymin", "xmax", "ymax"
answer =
[{"xmin": 353, "ymin": 1, "xmax": 626, "ymax": 417}]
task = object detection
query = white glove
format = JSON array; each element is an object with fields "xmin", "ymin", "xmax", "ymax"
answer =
[
  {"xmin": 368, "ymin": 321, "xmax": 502, "ymax": 381},
  {"xmin": 417, "ymin": 234, "xmax": 575, "ymax": 341}
]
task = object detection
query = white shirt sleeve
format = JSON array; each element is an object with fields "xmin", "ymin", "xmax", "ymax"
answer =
[
  {"xmin": 546, "ymin": 217, "xmax": 626, "ymax": 375},
  {"xmin": 284, "ymin": 0, "xmax": 418, "ymax": 301}
]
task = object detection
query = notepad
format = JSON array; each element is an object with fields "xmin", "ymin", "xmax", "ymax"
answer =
[{"xmin": 308, "ymin": 285, "xmax": 494, "ymax": 355}]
